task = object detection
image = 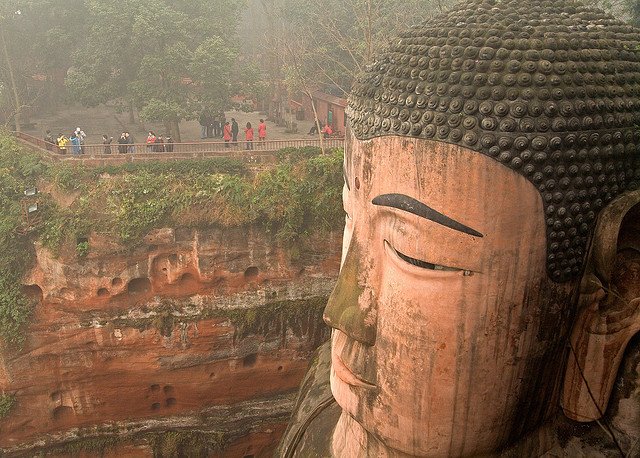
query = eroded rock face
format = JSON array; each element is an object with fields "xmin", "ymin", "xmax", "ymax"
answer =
[{"xmin": 0, "ymin": 226, "xmax": 341, "ymax": 455}]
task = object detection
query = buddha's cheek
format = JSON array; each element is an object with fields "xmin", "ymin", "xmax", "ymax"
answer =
[{"xmin": 367, "ymin": 288, "xmax": 463, "ymax": 429}]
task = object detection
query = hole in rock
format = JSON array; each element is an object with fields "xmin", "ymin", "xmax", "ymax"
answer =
[
  {"xmin": 150, "ymin": 384, "xmax": 161, "ymax": 392},
  {"xmin": 97, "ymin": 288, "xmax": 109, "ymax": 297},
  {"xmin": 52, "ymin": 406, "xmax": 73, "ymax": 421},
  {"xmin": 151, "ymin": 402, "xmax": 161, "ymax": 410},
  {"xmin": 111, "ymin": 277, "xmax": 123, "ymax": 288},
  {"xmin": 209, "ymin": 372, "xmax": 216, "ymax": 378},
  {"xmin": 23, "ymin": 284, "xmax": 43, "ymax": 302},
  {"xmin": 243, "ymin": 455, "xmax": 255, "ymax": 458},
  {"xmin": 244, "ymin": 266, "xmax": 259, "ymax": 279},
  {"xmin": 163, "ymin": 385, "xmax": 174, "ymax": 394},
  {"xmin": 162, "ymin": 267, "xmax": 167, "ymax": 272},
  {"xmin": 179, "ymin": 273, "xmax": 196, "ymax": 284},
  {"xmin": 50, "ymin": 391, "xmax": 61, "ymax": 401},
  {"xmin": 243, "ymin": 353, "xmax": 258, "ymax": 367},
  {"xmin": 127, "ymin": 277, "xmax": 151, "ymax": 295},
  {"xmin": 165, "ymin": 398, "xmax": 177, "ymax": 407},
  {"xmin": 277, "ymin": 366, "xmax": 283, "ymax": 372}
]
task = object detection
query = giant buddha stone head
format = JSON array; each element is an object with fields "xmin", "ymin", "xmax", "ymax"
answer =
[{"xmin": 322, "ymin": 0, "xmax": 640, "ymax": 456}]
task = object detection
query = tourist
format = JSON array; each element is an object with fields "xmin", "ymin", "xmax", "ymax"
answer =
[
  {"xmin": 223, "ymin": 121, "xmax": 232, "ymax": 148},
  {"xmin": 258, "ymin": 119, "xmax": 267, "ymax": 142},
  {"xmin": 155, "ymin": 134, "xmax": 164, "ymax": 152},
  {"xmin": 146, "ymin": 131, "xmax": 156, "ymax": 151},
  {"xmin": 231, "ymin": 117, "xmax": 239, "ymax": 145},
  {"xmin": 210, "ymin": 113, "xmax": 218, "ymax": 138},
  {"xmin": 219, "ymin": 112, "xmax": 226, "ymax": 137},
  {"xmin": 308, "ymin": 120, "xmax": 319, "ymax": 135},
  {"xmin": 321, "ymin": 122, "xmax": 333, "ymax": 138},
  {"xmin": 102, "ymin": 134, "xmax": 113, "ymax": 154},
  {"xmin": 117, "ymin": 132, "xmax": 127, "ymax": 154},
  {"xmin": 165, "ymin": 135, "xmax": 174, "ymax": 152},
  {"xmin": 126, "ymin": 132, "xmax": 135, "ymax": 153},
  {"xmin": 75, "ymin": 127, "xmax": 86, "ymax": 154},
  {"xmin": 199, "ymin": 111, "xmax": 208, "ymax": 139},
  {"xmin": 244, "ymin": 122, "xmax": 254, "ymax": 150},
  {"xmin": 56, "ymin": 132, "xmax": 69, "ymax": 154},
  {"xmin": 70, "ymin": 132, "xmax": 81, "ymax": 155}
]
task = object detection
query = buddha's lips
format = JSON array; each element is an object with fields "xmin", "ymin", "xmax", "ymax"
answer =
[{"xmin": 332, "ymin": 352, "xmax": 376, "ymax": 389}]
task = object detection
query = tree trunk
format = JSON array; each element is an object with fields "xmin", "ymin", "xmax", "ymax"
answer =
[
  {"xmin": 128, "ymin": 100, "xmax": 135, "ymax": 124},
  {"xmin": 0, "ymin": 25, "xmax": 21, "ymax": 131},
  {"xmin": 305, "ymin": 91, "xmax": 325, "ymax": 154},
  {"xmin": 171, "ymin": 119, "xmax": 181, "ymax": 142}
]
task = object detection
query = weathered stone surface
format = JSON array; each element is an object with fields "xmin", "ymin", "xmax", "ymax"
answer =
[
  {"xmin": 0, "ymin": 226, "xmax": 340, "ymax": 455},
  {"xmin": 348, "ymin": 0, "xmax": 640, "ymax": 282}
]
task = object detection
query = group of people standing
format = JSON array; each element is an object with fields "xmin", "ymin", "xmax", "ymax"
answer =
[
  {"xmin": 43, "ymin": 115, "xmax": 270, "ymax": 156},
  {"xmin": 198, "ymin": 111, "xmax": 226, "ymax": 139},
  {"xmin": 102, "ymin": 132, "xmax": 143, "ymax": 154},
  {"xmin": 143, "ymin": 131, "xmax": 174, "ymax": 153},
  {"xmin": 221, "ymin": 117, "xmax": 267, "ymax": 150},
  {"xmin": 44, "ymin": 128, "xmax": 87, "ymax": 155}
]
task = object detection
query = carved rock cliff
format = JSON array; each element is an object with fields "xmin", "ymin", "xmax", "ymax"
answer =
[{"xmin": 0, "ymin": 226, "xmax": 341, "ymax": 456}]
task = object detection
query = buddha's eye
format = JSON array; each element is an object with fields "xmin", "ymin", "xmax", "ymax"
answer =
[{"xmin": 385, "ymin": 240, "xmax": 462, "ymax": 272}]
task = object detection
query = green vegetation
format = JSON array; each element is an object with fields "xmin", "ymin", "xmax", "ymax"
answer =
[
  {"xmin": 38, "ymin": 141, "xmax": 342, "ymax": 251},
  {"xmin": 109, "ymin": 296, "xmax": 329, "ymax": 341},
  {"xmin": 37, "ymin": 429, "xmax": 226, "ymax": 457},
  {"xmin": 0, "ymin": 135, "xmax": 42, "ymax": 346},
  {"xmin": 64, "ymin": 0, "xmax": 243, "ymax": 140},
  {"xmin": 57, "ymin": 436, "xmax": 122, "ymax": 456},
  {"xmin": 0, "ymin": 133, "xmax": 343, "ymax": 345},
  {"xmin": 0, "ymin": 393, "xmax": 16, "ymax": 418},
  {"xmin": 150, "ymin": 430, "xmax": 226, "ymax": 457}
]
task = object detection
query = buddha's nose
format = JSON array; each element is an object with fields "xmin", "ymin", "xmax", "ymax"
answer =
[{"xmin": 323, "ymin": 241, "xmax": 377, "ymax": 345}]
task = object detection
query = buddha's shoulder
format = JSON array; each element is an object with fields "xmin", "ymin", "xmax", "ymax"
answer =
[{"xmin": 277, "ymin": 340, "xmax": 341, "ymax": 457}]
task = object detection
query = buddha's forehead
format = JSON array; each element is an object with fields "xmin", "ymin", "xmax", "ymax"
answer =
[
  {"xmin": 347, "ymin": 136, "xmax": 543, "ymax": 216},
  {"xmin": 346, "ymin": 0, "xmax": 640, "ymax": 282}
]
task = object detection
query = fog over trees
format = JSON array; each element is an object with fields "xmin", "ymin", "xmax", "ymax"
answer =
[{"xmin": 0, "ymin": 0, "xmax": 637, "ymax": 134}]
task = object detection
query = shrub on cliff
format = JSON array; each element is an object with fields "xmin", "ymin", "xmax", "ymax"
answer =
[
  {"xmin": 0, "ymin": 273, "xmax": 31, "ymax": 346},
  {"xmin": 39, "ymin": 146, "xmax": 344, "ymax": 250},
  {"xmin": 0, "ymin": 135, "xmax": 40, "ymax": 345},
  {"xmin": 253, "ymin": 147, "xmax": 343, "ymax": 241}
]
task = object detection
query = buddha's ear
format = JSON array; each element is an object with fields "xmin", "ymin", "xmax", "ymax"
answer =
[{"xmin": 561, "ymin": 189, "xmax": 640, "ymax": 422}]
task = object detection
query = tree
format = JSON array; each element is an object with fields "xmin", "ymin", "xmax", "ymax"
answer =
[
  {"xmin": 0, "ymin": 0, "xmax": 87, "ymax": 130},
  {"xmin": 65, "ymin": 0, "xmax": 241, "ymax": 140},
  {"xmin": 264, "ymin": 0, "xmax": 454, "ymax": 97}
]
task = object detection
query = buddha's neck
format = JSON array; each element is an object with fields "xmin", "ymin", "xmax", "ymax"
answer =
[{"xmin": 331, "ymin": 411, "xmax": 412, "ymax": 457}]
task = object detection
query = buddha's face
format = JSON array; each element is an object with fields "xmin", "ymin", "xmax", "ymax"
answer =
[{"xmin": 324, "ymin": 136, "xmax": 577, "ymax": 456}]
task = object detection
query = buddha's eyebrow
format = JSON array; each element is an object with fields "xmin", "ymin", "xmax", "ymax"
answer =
[{"xmin": 372, "ymin": 193, "xmax": 483, "ymax": 237}]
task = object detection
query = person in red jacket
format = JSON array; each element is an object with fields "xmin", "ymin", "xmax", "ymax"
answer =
[
  {"xmin": 321, "ymin": 123, "xmax": 333, "ymax": 138},
  {"xmin": 258, "ymin": 119, "xmax": 267, "ymax": 142},
  {"xmin": 223, "ymin": 121, "xmax": 232, "ymax": 148},
  {"xmin": 146, "ymin": 131, "xmax": 156, "ymax": 151},
  {"xmin": 244, "ymin": 122, "xmax": 254, "ymax": 150}
]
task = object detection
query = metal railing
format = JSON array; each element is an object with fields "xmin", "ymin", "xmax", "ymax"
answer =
[{"xmin": 12, "ymin": 131, "xmax": 345, "ymax": 160}]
